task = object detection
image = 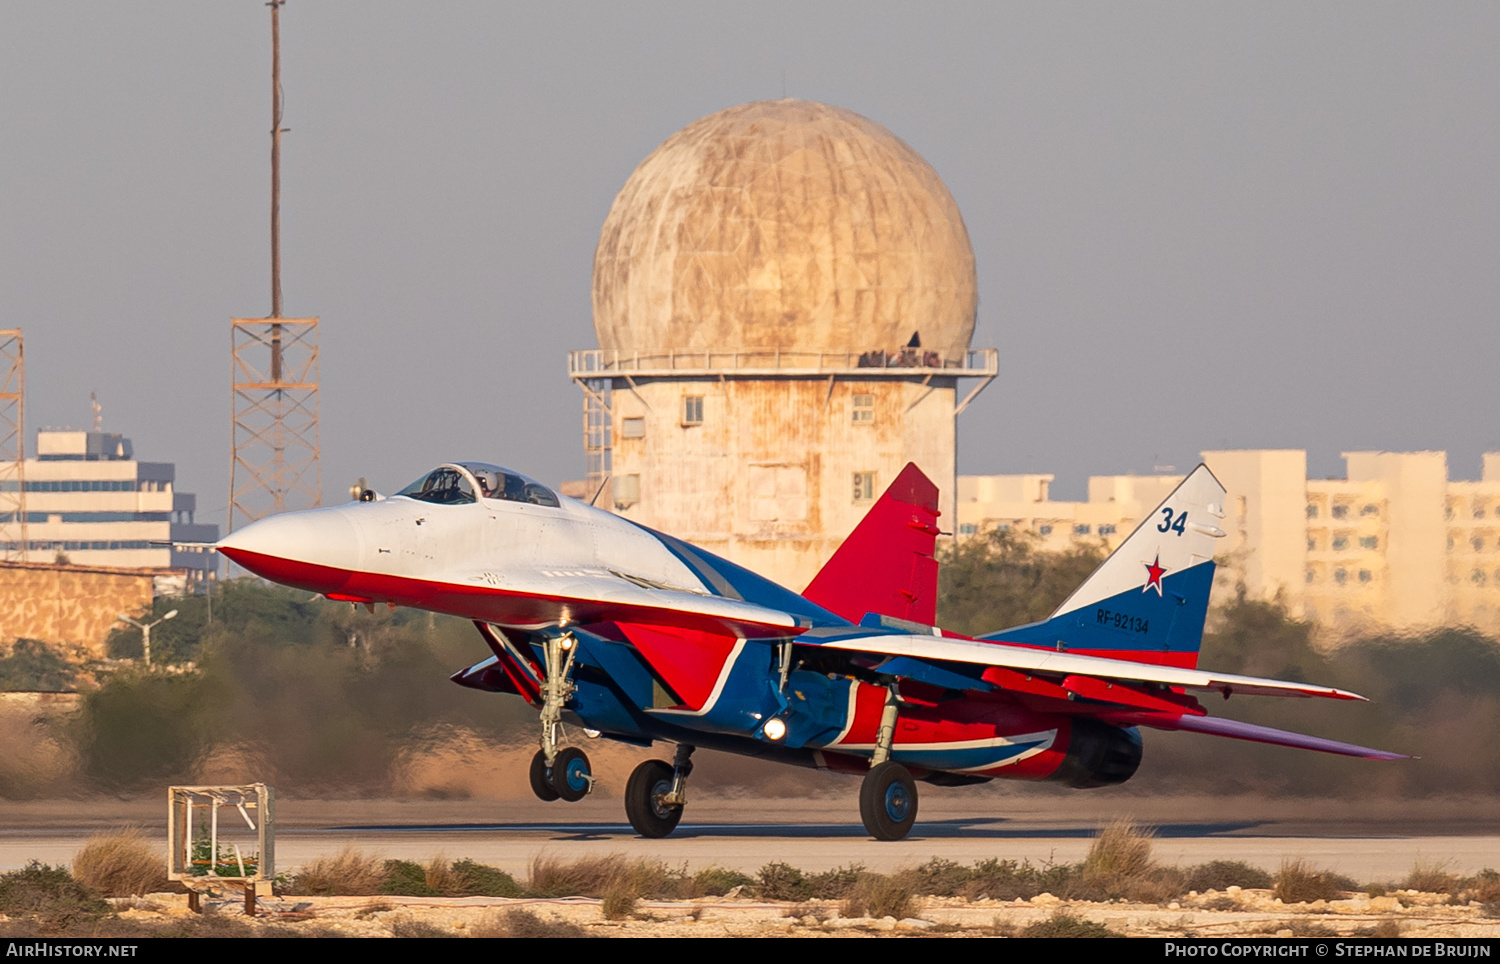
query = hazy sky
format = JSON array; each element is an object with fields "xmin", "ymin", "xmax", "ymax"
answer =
[{"xmin": 3, "ymin": 3, "xmax": 1496, "ymax": 525}]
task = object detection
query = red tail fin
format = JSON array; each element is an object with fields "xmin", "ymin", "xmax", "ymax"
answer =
[{"xmin": 802, "ymin": 463, "xmax": 941, "ymax": 625}]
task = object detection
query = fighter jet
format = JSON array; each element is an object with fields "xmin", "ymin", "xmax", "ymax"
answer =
[{"xmin": 217, "ymin": 461, "xmax": 1400, "ymax": 840}]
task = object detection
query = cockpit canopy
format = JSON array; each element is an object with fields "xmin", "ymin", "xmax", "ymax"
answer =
[{"xmin": 394, "ymin": 462, "xmax": 560, "ymax": 507}]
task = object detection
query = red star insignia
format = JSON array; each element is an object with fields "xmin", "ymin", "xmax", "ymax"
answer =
[{"xmin": 1143, "ymin": 554, "xmax": 1167, "ymax": 595}]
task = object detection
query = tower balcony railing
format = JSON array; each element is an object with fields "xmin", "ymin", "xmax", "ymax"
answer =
[{"xmin": 569, "ymin": 346, "xmax": 998, "ymax": 380}]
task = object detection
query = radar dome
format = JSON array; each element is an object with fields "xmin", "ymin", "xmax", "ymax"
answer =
[{"xmin": 592, "ymin": 100, "xmax": 978, "ymax": 362}]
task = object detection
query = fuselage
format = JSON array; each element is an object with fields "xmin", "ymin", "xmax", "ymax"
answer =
[{"xmin": 217, "ymin": 462, "xmax": 1133, "ymax": 787}]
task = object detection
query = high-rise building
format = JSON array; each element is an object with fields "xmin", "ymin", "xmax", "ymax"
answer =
[
  {"xmin": 4, "ymin": 428, "xmax": 218, "ymax": 580},
  {"xmin": 958, "ymin": 450, "xmax": 1500, "ymax": 635}
]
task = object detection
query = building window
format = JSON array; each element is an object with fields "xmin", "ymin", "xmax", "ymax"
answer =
[
  {"xmin": 1474, "ymin": 537, "xmax": 1485, "ymax": 553},
  {"xmin": 681, "ymin": 396, "xmax": 704, "ymax": 426},
  {"xmin": 1099, "ymin": 524, "xmax": 1116, "ymax": 536},
  {"xmin": 851, "ymin": 393, "xmax": 874, "ymax": 425},
  {"xmin": 1308, "ymin": 538, "xmax": 1317, "ymax": 551},
  {"xmin": 1358, "ymin": 569, "xmax": 1373, "ymax": 583},
  {"xmin": 1335, "ymin": 568, "xmax": 1348, "ymax": 585},
  {"xmin": 1332, "ymin": 535, "xmax": 1349, "ymax": 551},
  {"xmin": 1476, "ymin": 505, "xmax": 1488, "ymax": 519},
  {"xmin": 1074, "ymin": 524, "xmax": 1092, "ymax": 535},
  {"xmin": 958, "ymin": 523, "xmax": 978, "ymax": 536},
  {"xmin": 1306, "ymin": 569, "xmax": 1316, "ymax": 583},
  {"xmin": 1038, "ymin": 524, "xmax": 1053, "ymax": 537},
  {"xmin": 1306, "ymin": 504, "xmax": 1319, "ymax": 519},
  {"xmin": 1332, "ymin": 504, "xmax": 1350, "ymax": 519},
  {"xmin": 1359, "ymin": 536, "xmax": 1378, "ymax": 550},
  {"xmin": 621, "ymin": 416, "xmax": 645, "ymax": 439},
  {"xmin": 1474, "ymin": 569, "xmax": 1488, "ymax": 585},
  {"xmin": 853, "ymin": 472, "xmax": 875, "ymax": 502},
  {"xmin": 1446, "ymin": 504, "xmax": 1456, "ymax": 520},
  {"xmin": 1361, "ymin": 504, "xmax": 1379, "ymax": 517}
]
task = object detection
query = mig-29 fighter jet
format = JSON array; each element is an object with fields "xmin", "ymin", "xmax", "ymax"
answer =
[{"xmin": 217, "ymin": 461, "xmax": 1400, "ymax": 840}]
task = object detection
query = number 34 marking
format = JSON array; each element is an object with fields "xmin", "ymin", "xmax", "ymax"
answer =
[{"xmin": 1157, "ymin": 507, "xmax": 1188, "ymax": 536}]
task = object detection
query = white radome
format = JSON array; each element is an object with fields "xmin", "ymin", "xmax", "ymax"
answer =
[{"xmin": 593, "ymin": 99, "xmax": 978, "ymax": 362}]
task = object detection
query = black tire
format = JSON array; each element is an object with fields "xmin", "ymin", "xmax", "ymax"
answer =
[
  {"xmin": 624, "ymin": 759, "xmax": 682, "ymax": 838},
  {"xmin": 530, "ymin": 749, "xmax": 559, "ymax": 802},
  {"xmin": 550, "ymin": 746, "xmax": 593, "ymax": 802},
  {"xmin": 859, "ymin": 762, "xmax": 918, "ymax": 841}
]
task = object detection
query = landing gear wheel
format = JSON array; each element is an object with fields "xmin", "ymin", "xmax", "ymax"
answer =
[
  {"xmin": 549, "ymin": 747, "xmax": 593, "ymax": 802},
  {"xmin": 529, "ymin": 749, "xmax": 560, "ymax": 802},
  {"xmin": 625, "ymin": 760, "xmax": 682, "ymax": 838},
  {"xmin": 859, "ymin": 762, "xmax": 918, "ymax": 841}
]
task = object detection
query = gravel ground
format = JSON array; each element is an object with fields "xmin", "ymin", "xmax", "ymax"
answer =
[{"xmin": 53, "ymin": 887, "xmax": 1500, "ymax": 938}]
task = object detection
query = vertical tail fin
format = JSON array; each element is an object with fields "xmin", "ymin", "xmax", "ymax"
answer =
[
  {"xmin": 981, "ymin": 464, "xmax": 1227, "ymax": 668},
  {"xmin": 803, "ymin": 463, "xmax": 941, "ymax": 625}
]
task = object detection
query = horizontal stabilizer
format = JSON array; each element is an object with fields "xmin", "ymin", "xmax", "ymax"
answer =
[
  {"xmin": 803, "ymin": 463, "xmax": 941, "ymax": 625},
  {"xmin": 815, "ymin": 632, "xmax": 1369, "ymax": 701},
  {"xmin": 1114, "ymin": 712, "xmax": 1407, "ymax": 760}
]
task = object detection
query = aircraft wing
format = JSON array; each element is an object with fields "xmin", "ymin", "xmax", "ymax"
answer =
[
  {"xmin": 371, "ymin": 564, "xmax": 811, "ymax": 639},
  {"xmin": 815, "ymin": 632, "xmax": 1366, "ymax": 700},
  {"xmin": 810, "ymin": 632, "xmax": 1403, "ymax": 759}
]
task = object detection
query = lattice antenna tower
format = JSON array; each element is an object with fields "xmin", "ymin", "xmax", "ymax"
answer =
[
  {"xmin": 229, "ymin": 0, "xmax": 320, "ymax": 532},
  {"xmin": 0, "ymin": 330, "xmax": 27, "ymax": 562}
]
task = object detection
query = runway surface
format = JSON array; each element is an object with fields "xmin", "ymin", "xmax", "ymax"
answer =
[{"xmin": 5, "ymin": 792, "xmax": 1500, "ymax": 882}]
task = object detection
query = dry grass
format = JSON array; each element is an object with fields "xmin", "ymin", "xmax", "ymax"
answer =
[
  {"xmin": 853, "ymin": 873, "xmax": 920, "ymax": 920},
  {"xmin": 472, "ymin": 908, "xmax": 594, "ymax": 939},
  {"xmin": 1021, "ymin": 912, "xmax": 1122, "ymax": 938},
  {"xmin": 1273, "ymin": 859, "xmax": 1357, "ymax": 903},
  {"xmin": 291, "ymin": 846, "xmax": 385, "ymax": 896},
  {"xmin": 527, "ymin": 853, "xmax": 668, "ymax": 900},
  {"xmin": 423, "ymin": 854, "xmax": 462, "ymax": 896},
  {"xmin": 1405, "ymin": 858, "xmax": 1460, "ymax": 896},
  {"xmin": 600, "ymin": 883, "xmax": 637, "ymax": 920},
  {"xmin": 71, "ymin": 828, "xmax": 168, "ymax": 897},
  {"xmin": 1083, "ymin": 818, "xmax": 1155, "ymax": 880}
]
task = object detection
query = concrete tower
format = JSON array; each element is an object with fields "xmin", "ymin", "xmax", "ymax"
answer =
[{"xmin": 571, "ymin": 100, "xmax": 996, "ymax": 590}]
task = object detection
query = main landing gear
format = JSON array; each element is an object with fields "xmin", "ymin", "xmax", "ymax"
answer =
[
  {"xmin": 859, "ymin": 679, "xmax": 918, "ymax": 841},
  {"xmin": 625, "ymin": 744, "xmax": 694, "ymax": 838},
  {"xmin": 529, "ymin": 631, "xmax": 594, "ymax": 803}
]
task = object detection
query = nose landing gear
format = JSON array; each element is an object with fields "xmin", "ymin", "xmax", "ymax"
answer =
[{"xmin": 529, "ymin": 631, "xmax": 595, "ymax": 803}]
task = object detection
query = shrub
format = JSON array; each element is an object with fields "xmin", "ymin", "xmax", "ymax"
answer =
[
  {"xmin": 805, "ymin": 864, "xmax": 865, "ymax": 899},
  {"xmin": 756, "ymin": 862, "xmax": 808, "ymax": 901},
  {"xmin": 0, "ymin": 862, "xmax": 111, "ymax": 928},
  {"xmin": 683, "ymin": 866, "xmax": 754, "ymax": 897},
  {"xmin": 290, "ymin": 846, "xmax": 384, "ymax": 896},
  {"xmin": 1465, "ymin": 869, "xmax": 1500, "ymax": 904},
  {"xmin": 1184, "ymin": 859, "xmax": 1273, "ymax": 892},
  {"xmin": 1021, "ymin": 912, "xmax": 1122, "ymax": 938},
  {"xmin": 72, "ymin": 828, "xmax": 168, "ymax": 897},
  {"xmin": 452, "ymin": 859, "xmax": 524, "ymax": 898},
  {"xmin": 382, "ymin": 859, "xmax": 437, "ymax": 896},
  {"xmin": 898, "ymin": 858, "xmax": 970, "ymax": 897}
]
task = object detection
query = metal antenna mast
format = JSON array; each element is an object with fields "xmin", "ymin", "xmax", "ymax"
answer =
[
  {"xmin": 0, "ymin": 330, "xmax": 27, "ymax": 562},
  {"xmin": 229, "ymin": 0, "xmax": 320, "ymax": 533}
]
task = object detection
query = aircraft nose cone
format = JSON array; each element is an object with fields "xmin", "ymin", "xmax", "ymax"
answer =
[{"xmin": 217, "ymin": 507, "xmax": 362, "ymax": 594}]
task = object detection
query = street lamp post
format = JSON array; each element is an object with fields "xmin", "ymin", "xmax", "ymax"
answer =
[{"xmin": 116, "ymin": 610, "xmax": 178, "ymax": 666}]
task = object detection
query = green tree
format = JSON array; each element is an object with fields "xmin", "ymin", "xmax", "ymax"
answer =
[{"xmin": 937, "ymin": 529, "xmax": 1107, "ymax": 636}]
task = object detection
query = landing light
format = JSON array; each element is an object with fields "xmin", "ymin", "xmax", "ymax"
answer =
[{"xmin": 763, "ymin": 718, "xmax": 787, "ymax": 741}]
